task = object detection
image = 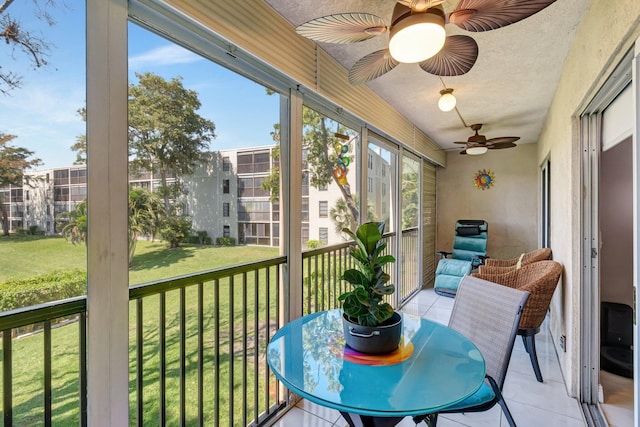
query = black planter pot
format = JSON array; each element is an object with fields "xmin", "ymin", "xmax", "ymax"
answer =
[{"xmin": 342, "ymin": 312, "xmax": 402, "ymax": 355}]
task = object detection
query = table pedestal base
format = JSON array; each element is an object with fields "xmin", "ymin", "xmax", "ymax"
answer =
[{"xmin": 340, "ymin": 412, "xmax": 404, "ymax": 427}]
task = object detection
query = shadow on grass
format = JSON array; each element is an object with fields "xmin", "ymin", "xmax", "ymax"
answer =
[
  {"xmin": 0, "ymin": 234, "xmax": 59, "ymax": 243},
  {"xmin": 128, "ymin": 244, "xmax": 199, "ymax": 272}
]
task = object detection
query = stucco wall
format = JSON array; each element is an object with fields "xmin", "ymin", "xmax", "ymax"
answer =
[
  {"xmin": 536, "ymin": 0, "xmax": 640, "ymax": 397},
  {"xmin": 436, "ymin": 143, "xmax": 538, "ymax": 262}
]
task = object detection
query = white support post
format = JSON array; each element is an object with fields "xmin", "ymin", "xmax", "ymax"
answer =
[
  {"xmin": 86, "ymin": 0, "xmax": 129, "ymax": 425},
  {"xmin": 281, "ymin": 90, "xmax": 304, "ymax": 323}
]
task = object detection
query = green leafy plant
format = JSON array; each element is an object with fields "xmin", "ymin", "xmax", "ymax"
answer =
[{"xmin": 338, "ymin": 221, "xmax": 396, "ymax": 326}]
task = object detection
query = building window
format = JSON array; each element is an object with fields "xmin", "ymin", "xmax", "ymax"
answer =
[
  {"xmin": 301, "ymin": 199, "xmax": 309, "ymax": 222},
  {"xmin": 382, "ymin": 183, "xmax": 386, "ymax": 196},
  {"xmin": 222, "ymin": 156, "xmax": 231, "ymax": 172},
  {"xmin": 319, "ymin": 227, "xmax": 328, "ymax": 245},
  {"xmin": 238, "ymin": 200, "xmax": 270, "ymax": 221},
  {"xmin": 46, "ymin": 205, "xmax": 50, "ymax": 215},
  {"xmin": 368, "ymin": 153, "xmax": 373, "ymax": 169},
  {"xmin": 318, "ymin": 184, "xmax": 328, "ymax": 191},
  {"xmin": 238, "ymin": 176, "xmax": 269, "ymax": 198},
  {"xmin": 237, "ymin": 150, "xmax": 271, "ymax": 174},
  {"xmin": 223, "ymin": 179, "xmax": 230, "ymax": 194},
  {"xmin": 223, "ymin": 225, "xmax": 230, "ymax": 238},
  {"xmin": 223, "ymin": 202, "xmax": 230, "ymax": 217},
  {"xmin": 368, "ymin": 177, "xmax": 373, "ymax": 193},
  {"xmin": 382, "ymin": 166, "xmax": 386, "ymax": 177},
  {"xmin": 319, "ymin": 201, "xmax": 328, "ymax": 218}
]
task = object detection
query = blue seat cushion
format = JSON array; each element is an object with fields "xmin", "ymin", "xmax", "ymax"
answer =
[{"xmin": 442, "ymin": 382, "xmax": 495, "ymax": 411}]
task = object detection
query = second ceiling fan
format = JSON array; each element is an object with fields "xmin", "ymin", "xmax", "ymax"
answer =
[
  {"xmin": 455, "ymin": 123, "xmax": 519, "ymax": 155},
  {"xmin": 295, "ymin": 0, "xmax": 557, "ymax": 84}
]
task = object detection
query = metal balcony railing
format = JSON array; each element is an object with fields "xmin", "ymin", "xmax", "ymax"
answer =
[{"xmin": 0, "ymin": 231, "xmax": 421, "ymax": 426}]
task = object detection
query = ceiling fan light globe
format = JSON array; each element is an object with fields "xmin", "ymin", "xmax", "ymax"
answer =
[
  {"xmin": 466, "ymin": 146, "xmax": 488, "ymax": 155},
  {"xmin": 438, "ymin": 92, "xmax": 456, "ymax": 111},
  {"xmin": 389, "ymin": 12, "xmax": 445, "ymax": 63}
]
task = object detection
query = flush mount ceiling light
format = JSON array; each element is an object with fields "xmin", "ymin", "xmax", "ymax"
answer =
[
  {"xmin": 388, "ymin": 7, "xmax": 446, "ymax": 63},
  {"xmin": 438, "ymin": 88, "xmax": 456, "ymax": 112},
  {"xmin": 295, "ymin": 0, "xmax": 558, "ymax": 85},
  {"xmin": 466, "ymin": 146, "xmax": 488, "ymax": 155}
]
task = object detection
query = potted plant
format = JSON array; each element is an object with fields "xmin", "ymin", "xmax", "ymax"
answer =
[{"xmin": 339, "ymin": 221, "xmax": 402, "ymax": 354}]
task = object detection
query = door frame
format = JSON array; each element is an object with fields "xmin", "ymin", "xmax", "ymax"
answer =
[{"xmin": 579, "ymin": 45, "xmax": 638, "ymax": 425}]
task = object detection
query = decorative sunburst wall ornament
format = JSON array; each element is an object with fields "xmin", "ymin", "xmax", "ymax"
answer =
[{"xmin": 473, "ymin": 169, "xmax": 495, "ymax": 190}]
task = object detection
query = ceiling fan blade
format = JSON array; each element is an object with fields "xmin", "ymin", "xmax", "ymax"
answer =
[
  {"xmin": 418, "ymin": 35, "xmax": 478, "ymax": 76},
  {"xmin": 296, "ymin": 13, "xmax": 388, "ymax": 44},
  {"xmin": 349, "ymin": 49, "xmax": 399, "ymax": 85},
  {"xmin": 488, "ymin": 142, "xmax": 518, "ymax": 149},
  {"xmin": 487, "ymin": 136, "xmax": 520, "ymax": 144},
  {"xmin": 449, "ymin": 0, "xmax": 557, "ymax": 32},
  {"xmin": 453, "ymin": 141, "xmax": 470, "ymax": 144}
]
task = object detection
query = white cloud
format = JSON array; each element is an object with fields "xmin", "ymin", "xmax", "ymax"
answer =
[{"xmin": 129, "ymin": 44, "xmax": 203, "ymax": 69}]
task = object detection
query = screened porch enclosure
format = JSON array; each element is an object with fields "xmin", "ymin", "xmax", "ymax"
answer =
[{"xmin": 0, "ymin": 0, "xmax": 440, "ymax": 425}]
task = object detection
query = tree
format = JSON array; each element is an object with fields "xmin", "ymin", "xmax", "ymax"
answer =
[
  {"xmin": 159, "ymin": 211, "xmax": 192, "ymax": 249},
  {"xmin": 329, "ymin": 195, "xmax": 375, "ymax": 238},
  {"xmin": 262, "ymin": 106, "xmax": 360, "ymax": 222},
  {"xmin": 0, "ymin": 133, "xmax": 42, "ymax": 235},
  {"xmin": 58, "ymin": 188, "xmax": 167, "ymax": 259},
  {"xmin": 0, "ymin": 0, "xmax": 60, "ymax": 95},
  {"xmin": 56, "ymin": 199, "xmax": 87, "ymax": 245},
  {"xmin": 128, "ymin": 72, "xmax": 216, "ymax": 212},
  {"xmin": 401, "ymin": 159, "xmax": 420, "ymax": 229},
  {"xmin": 128, "ymin": 187, "xmax": 164, "ymax": 264},
  {"xmin": 70, "ymin": 107, "xmax": 86, "ymax": 164}
]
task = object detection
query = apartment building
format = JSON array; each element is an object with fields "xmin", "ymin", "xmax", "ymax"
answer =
[{"xmin": 2, "ymin": 144, "xmax": 390, "ymax": 248}]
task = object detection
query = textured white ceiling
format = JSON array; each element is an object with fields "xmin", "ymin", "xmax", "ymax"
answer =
[{"xmin": 263, "ymin": 0, "xmax": 590, "ymax": 154}]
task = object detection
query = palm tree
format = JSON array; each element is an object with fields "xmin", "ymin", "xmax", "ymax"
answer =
[
  {"xmin": 56, "ymin": 200, "xmax": 88, "ymax": 246},
  {"xmin": 128, "ymin": 187, "xmax": 164, "ymax": 264}
]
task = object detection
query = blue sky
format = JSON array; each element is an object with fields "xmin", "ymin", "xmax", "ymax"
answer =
[{"xmin": 0, "ymin": 2, "xmax": 279, "ymax": 169}]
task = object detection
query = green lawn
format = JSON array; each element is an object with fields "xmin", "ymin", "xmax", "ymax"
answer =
[
  {"xmin": 0, "ymin": 235, "xmax": 282, "ymax": 426},
  {"xmin": 0, "ymin": 235, "xmax": 279, "ymax": 284}
]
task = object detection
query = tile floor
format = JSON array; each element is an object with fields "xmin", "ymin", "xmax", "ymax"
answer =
[
  {"xmin": 600, "ymin": 370, "xmax": 633, "ymax": 427},
  {"xmin": 271, "ymin": 288, "xmax": 589, "ymax": 427}
]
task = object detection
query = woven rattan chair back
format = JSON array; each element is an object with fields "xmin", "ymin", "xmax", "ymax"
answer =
[
  {"xmin": 473, "ymin": 260, "xmax": 562, "ymax": 329},
  {"xmin": 480, "ymin": 248, "xmax": 552, "ymax": 273}
]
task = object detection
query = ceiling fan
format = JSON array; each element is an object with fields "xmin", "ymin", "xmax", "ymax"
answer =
[
  {"xmin": 295, "ymin": 0, "xmax": 557, "ymax": 84},
  {"xmin": 455, "ymin": 123, "xmax": 519, "ymax": 155}
]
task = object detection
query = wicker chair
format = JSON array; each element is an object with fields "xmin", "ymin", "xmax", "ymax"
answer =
[
  {"xmin": 478, "ymin": 248, "xmax": 552, "ymax": 275},
  {"xmin": 472, "ymin": 260, "xmax": 563, "ymax": 382}
]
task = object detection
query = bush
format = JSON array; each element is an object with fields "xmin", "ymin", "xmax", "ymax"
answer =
[
  {"xmin": 159, "ymin": 215, "xmax": 193, "ymax": 248},
  {"xmin": 216, "ymin": 237, "xmax": 236, "ymax": 246},
  {"xmin": 0, "ymin": 269, "xmax": 87, "ymax": 313},
  {"xmin": 306, "ymin": 240, "xmax": 321, "ymax": 249},
  {"xmin": 28, "ymin": 225, "xmax": 45, "ymax": 236}
]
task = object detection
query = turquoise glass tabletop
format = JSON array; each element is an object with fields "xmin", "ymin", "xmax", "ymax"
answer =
[{"xmin": 267, "ymin": 310, "xmax": 486, "ymax": 417}]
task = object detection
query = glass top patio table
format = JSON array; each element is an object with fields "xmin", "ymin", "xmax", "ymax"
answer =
[{"xmin": 267, "ymin": 309, "xmax": 486, "ymax": 417}]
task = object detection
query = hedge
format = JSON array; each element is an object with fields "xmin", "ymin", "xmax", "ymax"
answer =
[{"xmin": 0, "ymin": 270, "xmax": 87, "ymax": 313}]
